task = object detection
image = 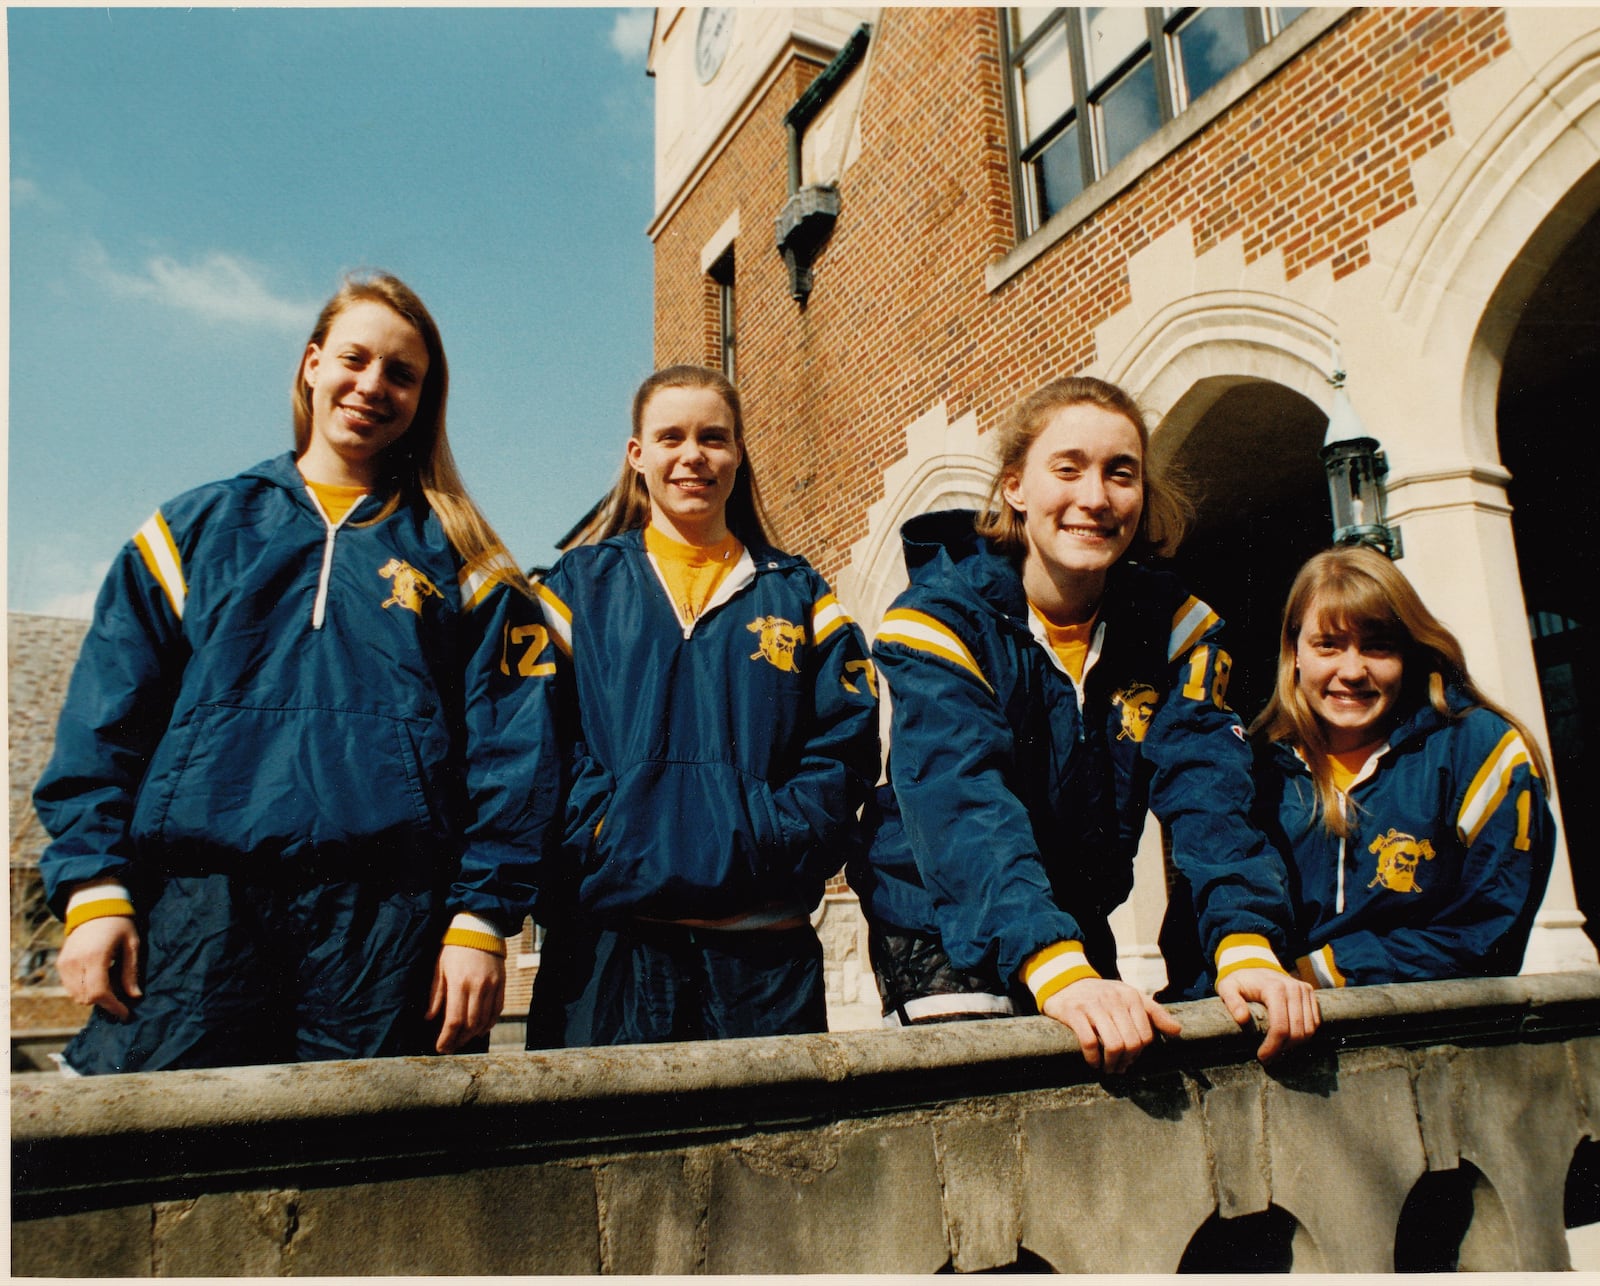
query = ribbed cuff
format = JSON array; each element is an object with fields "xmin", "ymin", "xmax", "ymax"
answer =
[
  {"xmin": 1021, "ymin": 939, "xmax": 1100, "ymax": 1007},
  {"xmin": 64, "ymin": 882, "xmax": 135, "ymax": 936},
  {"xmin": 1294, "ymin": 944, "xmax": 1344, "ymax": 989},
  {"xmin": 1214, "ymin": 933, "xmax": 1286, "ymax": 983},
  {"xmin": 442, "ymin": 912, "xmax": 508, "ymax": 958}
]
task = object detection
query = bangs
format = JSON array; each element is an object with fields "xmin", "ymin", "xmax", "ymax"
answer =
[{"xmin": 1298, "ymin": 574, "xmax": 1403, "ymax": 647}]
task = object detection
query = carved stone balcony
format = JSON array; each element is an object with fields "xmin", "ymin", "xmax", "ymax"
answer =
[{"xmin": 13, "ymin": 972, "xmax": 1600, "ymax": 1273}]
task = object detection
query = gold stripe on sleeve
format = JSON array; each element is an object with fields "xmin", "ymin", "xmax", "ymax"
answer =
[
  {"xmin": 876, "ymin": 608, "xmax": 992, "ymax": 692},
  {"xmin": 133, "ymin": 510, "xmax": 187, "ymax": 620},
  {"xmin": 812, "ymin": 593, "xmax": 852, "ymax": 645},
  {"xmin": 1168, "ymin": 595, "xmax": 1219, "ymax": 662},
  {"xmin": 1457, "ymin": 729, "xmax": 1531, "ymax": 845},
  {"xmin": 533, "ymin": 582, "xmax": 573, "ymax": 656}
]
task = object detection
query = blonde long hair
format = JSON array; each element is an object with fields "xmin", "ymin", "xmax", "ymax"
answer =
[
  {"xmin": 589, "ymin": 365, "xmax": 777, "ymax": 546},
  {"xmin": 293, "ymin": 272, "xmax": 530, "ymax": 596},
  {"xmin": 1252, "ymin": 545, "xmax": 1547, "ymax": 836},
  {"xmin": 975, "ymin": 375, "xmax": 1193, "ymax": 558}
]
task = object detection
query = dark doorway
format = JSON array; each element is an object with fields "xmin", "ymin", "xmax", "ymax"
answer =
[
  {"xmin": 1498, "ymin": 206, "xmax": 1600, "ymax": 948},
  {"xmin": 1162, "ymin": 378, "xmax": 1333, "ymax": 726}
]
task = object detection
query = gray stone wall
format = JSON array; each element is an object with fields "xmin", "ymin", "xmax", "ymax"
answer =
[{"xmin": 14, "ymin": 973, "xmax": 1600, "ymax": 1274}]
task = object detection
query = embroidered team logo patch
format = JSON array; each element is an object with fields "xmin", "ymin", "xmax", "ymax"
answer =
[
  {"xmin": 378, "ymin": 558, "xmax": 442, "ymax": 615},
  {"xmin": 1367, "ymin": 828, "xmax": 1436, "ymax": 893},
  {"xmin": 748, "ymin": 616, "xmax": 805, "ymax": 672},
  {"xmin": 1111, "ymin": 682, "xmax": 1159, "ymax": 743}
]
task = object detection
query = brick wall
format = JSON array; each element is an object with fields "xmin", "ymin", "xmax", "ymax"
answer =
[
  {"xmin": 9, "ymin": 614, "xmax": 93, "ymax": 1027},
  {"xmin": 650, "ymin": 7, "xmax": 1511, "ymax": 581},
  {"xmin": 9, "ymin": 614, "xmax": 91, "ymax": 867}
]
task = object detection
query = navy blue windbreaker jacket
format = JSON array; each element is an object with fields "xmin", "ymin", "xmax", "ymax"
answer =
[
  {"xmin": 533, "ymin": 529, "xmax": 880, "ymax": 924},
  {"xmin": 33, "ymin": 453, "xmax": 558, "ymax": 933},
  {"xmin": 1256, "ymin": 692, "xmax": 1555, "ymax": 986},
  {"xmin": 851, "ymin": 510, "xmax": 1296, "ymax": 990}
]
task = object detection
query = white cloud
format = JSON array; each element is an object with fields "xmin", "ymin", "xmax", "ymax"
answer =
[
  {"xmin": 31, "ymin": 582, "xmax": 105, "ymax": 622},
  {"xmin": 609, "ymin": 9, "xmax": 654, "ymax": 62},
  {"xmin": 16, "ymin": 556, "xmax": 112, "ymax": 621},
  {"xmin": 79, "ymin": 240, "xmax": 315, "ymax": 332}
]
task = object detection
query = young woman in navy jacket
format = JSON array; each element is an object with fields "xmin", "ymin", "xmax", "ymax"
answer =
[
  {"xmin": 35, "ymin": 273, "xmax": 557, "ymax": 1072},
  {"xmin": 1228, "ymin": 545, "xmax": 1554, "ymax": 988},
  {"xmin": 852, "ymin": 376, "xmax": 1319, "ymax": 1073},
  {"xmin": 527, "ymin": 365, "xmax": 880, "ymax": 1047}
]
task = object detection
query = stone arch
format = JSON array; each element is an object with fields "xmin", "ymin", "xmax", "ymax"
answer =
[
  {"xmin": 1094, "ymin": 293, "xmax": 1367, "ymax": 715},
  {"xmin": 1453, "ymin": 1162, "xmax": 1519, "ymax": 1272},
  {"xmin": 1177, "ymin": 1204, "xmax": 1323, "ymax": 1273},
  {"xmin": 1471, "ymin": 165, "xmax": 1600, "ymax": 955},
  {"xmin": 1092, "ymin": 315, "xmax": 1351, "ymax": 973},
  {"xmin": 1100, "ymin": 289, "xmax": 1341, "ymax": 443},
  {"xmin": 1464, "ymin": 156, "xmax": 1600, "ymax": 460},
  {"xmin": 836, "ymin": 401, "xmax": 991, "ymax": 634},
  {"xmin": 1383, "ymin": 20, "xmax": 1600, "ymax": 450},
  {"xmin": 1565, "ymin": 1136, "xmax": 1600, "ymax": 1268},
  {"xmin": 1157, "ymin": 376, "xmax": 1331, "ymax": 719},
  {"xmin": 1356, "ymin": 24, "xmax": 1600, "ymax": 972},
  {"xmin": 1391, "ymin": 1160, "xmax": 1521, "ymax": 1272},
  {"xmin": 1352, "ymin": 14, "xmax": 1600, "ymax": 472},
  {"xmin": 936, "ymin": 1246, "xmax": 1057, "ymax": 1274}
]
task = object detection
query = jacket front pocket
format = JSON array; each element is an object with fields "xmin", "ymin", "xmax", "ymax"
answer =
[
  {"xmin": 580, "ymin": 758, "xmax": 783, "ymax": 919},
  {"xmin": 139, "ymin": 703, "xmax": 446, "ymax": 866}
]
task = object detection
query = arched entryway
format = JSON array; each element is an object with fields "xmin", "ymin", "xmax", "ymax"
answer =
[
  {"xmin": 1495, "ymin": 195, "xmax": 1600, "ymax": 948},
  {"xmin": 1158, "ymin": 376, "xmax": 1333, "ymax": 722}
]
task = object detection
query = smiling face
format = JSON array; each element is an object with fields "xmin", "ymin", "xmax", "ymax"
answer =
[
  {"xmin": 1001, "ymin": 402, "xmax": 1144, "ymax": 616},
  {"xmin": 1294, "ymin": 597, "xmax": 1406, "ymax": 754},
  {"xmin": 299, "ymin": 299, "xmax": 430, "ymax": 486},
  {"xmin": 627, "ymin": 384, "xmax": 743, "ymax": 544}
]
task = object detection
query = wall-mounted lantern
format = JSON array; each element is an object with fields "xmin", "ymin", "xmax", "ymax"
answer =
[{"xmin": 1319, "ymin": 363, "xmax": 1402, "ymax": 559}]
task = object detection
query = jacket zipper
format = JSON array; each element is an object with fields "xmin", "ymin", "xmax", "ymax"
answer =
[
  {"xmin": 646, "ymin": 547, "xmax": 762, "ymax": 639},
  {"xmin": 1027, "ymin": 611, "xmax": 1106, "ymax": 743},
  {"xmin": 1330, "ymin": 747, "xmax": 1386, "ymax": 915},
  {"xmin": 1334, "ymin": 820, "xmax": 1347, "ymax": 914},
  {"xmin": 303, "ymin": 487, "xmax": 366, "ymax": 631}
]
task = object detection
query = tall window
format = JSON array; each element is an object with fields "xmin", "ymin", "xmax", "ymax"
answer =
[
  {"xmin": 1008, "ymin": 7, "xmax": 1307, "ymax": 234},
  {"xmin": 710, "ymin": 248, "xmax": 736, "ymax": 382}
]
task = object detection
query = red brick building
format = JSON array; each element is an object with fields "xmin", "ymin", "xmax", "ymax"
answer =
[{"xmin": 644, "ymin": 6, "xmax": 1600, "ymax": 999}]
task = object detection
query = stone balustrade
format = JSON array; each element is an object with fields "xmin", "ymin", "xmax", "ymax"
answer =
[{"xmin": 13, "ymin": 972, "xmax": 1600, "ymax": 1274}]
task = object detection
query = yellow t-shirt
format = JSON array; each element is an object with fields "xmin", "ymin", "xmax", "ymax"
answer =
[
  {"xmin": 303, "ymin": 479, "xmax": 367, "ymax": 526},
  {"xmin": 1327, "ymin": 746, "xmax": 1380, "ymax": 794},
  {"xmin": 644, "ymin": 525, "xmax": 743, "ymax": 623},
  {"xmin": 1029, "ymin": 601, "xmax": 1098, "ymax": 684}
]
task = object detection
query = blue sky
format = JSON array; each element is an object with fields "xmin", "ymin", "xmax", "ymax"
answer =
[{"xmin": 9, "ymin": 5, "xmax": 660, "ymax": 616}]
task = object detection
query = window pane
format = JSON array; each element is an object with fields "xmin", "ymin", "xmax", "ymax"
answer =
[
  {"xmin": 1272, "ymin": 8, "xmax": 1308, "ymax": 35},
  {"xmin": 1017, "ymin": 21, "xmax": 1073, "ymax": 145},
  {"xmin": 1174, "ymin": 7, "xmax": 1253, "ymax": 105},
  {"xmin": 1010, "ymin": 7, "xmax": 1057, "ymax": 46},
  {"xmin": 1098, "ymin": 56, "xmax": 1161, "ymax": 173},
  {"xmin": 720, "ymin": 280, "xmax": 736, "ymax": 382},
  {"xmin": 1034, "ymin": 121, "xmax": 1085, "ymax": 222},
  {"xmin": 1083, "ymin": 6, "xmax": 1150, "ymax": 87}
]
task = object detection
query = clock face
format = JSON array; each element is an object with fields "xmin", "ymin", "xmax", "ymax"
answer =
[{"xmin": 695, "ymin": 7, "xmax": 734, "ymax": 84}]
